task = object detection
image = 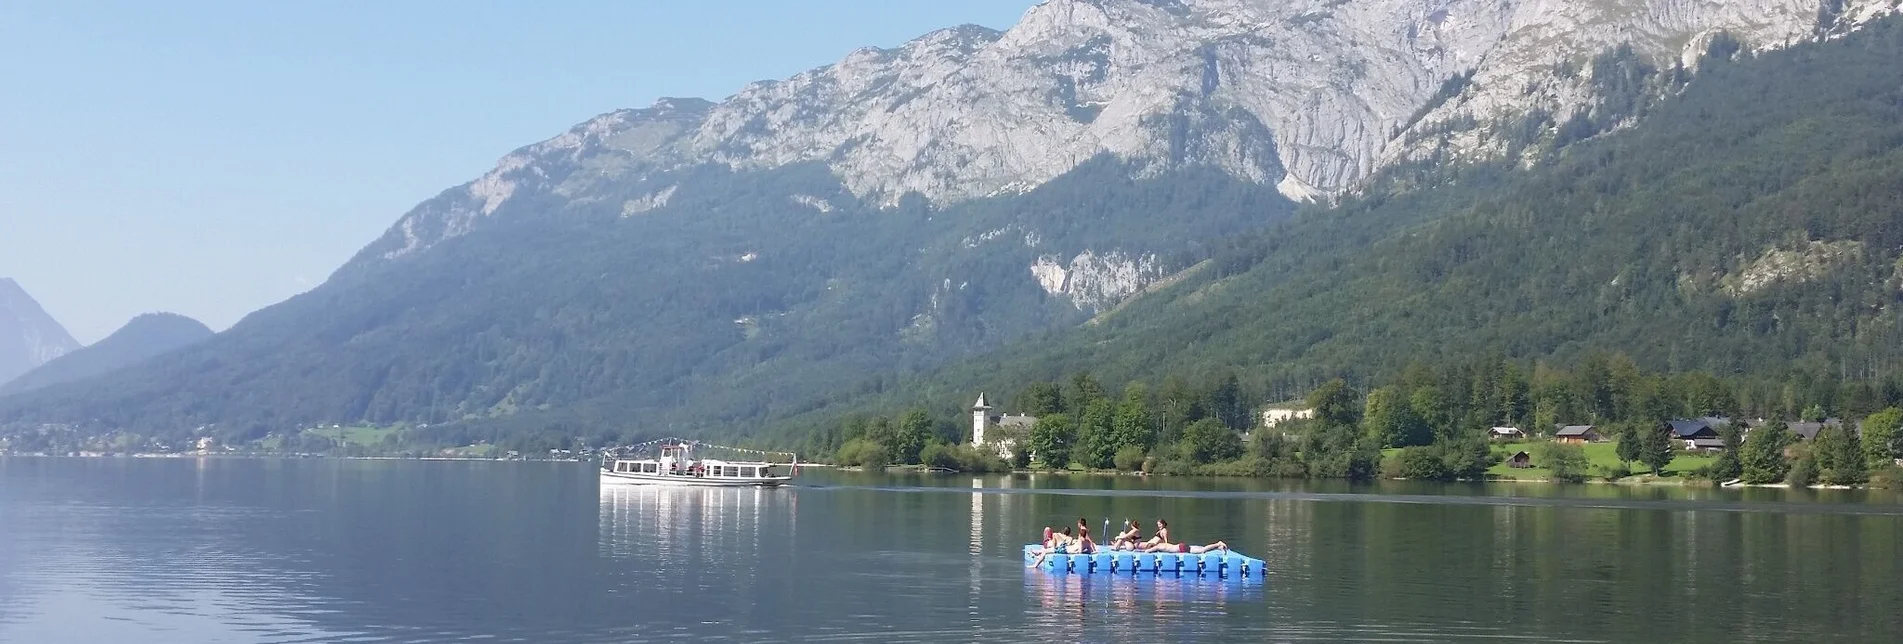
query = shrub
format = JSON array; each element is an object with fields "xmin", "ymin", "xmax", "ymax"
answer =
[
  {"xmin": 1397, "ymin": 447, "xmax": 1452, "ymax": 481},
  {"xmin": 1181, "ymin": 419, "xmax": 1244, "ymax": 464},
  {"xmin": 1113, "ymin": 446, "xmax": 1147, "ymax": 472},
  {"xmin": 1600, "ymin": 463, "xmax": 1632, "ymax": 481},
  {"xmin": 835, "ymin": 438, "xmax": 889, "ymax": 470},
  {"xmin": 1786, "ymin": 455, "xmax": 1817, "ymax": 488},
  {"xmin": 919, "ymin": 443, "xmax": 960, "ymax": 471},
  {"xmin": 1152, "ymin": 459, "xmax": 1195, "ymax": 476},
  {"xmin": 1534, "ymin": 442, "xmax": 1590, "ymax": 483},
  {"xmin": 1868, "ymin": 466, "xmax": 1903, "ymax": 489},
  {"xmin": 953, "ymin": 445, "xmax": 1009, "ymax": 473}
]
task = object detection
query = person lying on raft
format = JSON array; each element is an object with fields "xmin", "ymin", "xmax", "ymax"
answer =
[
  {"xmin": 1140, "ymin": 519, "xmax": 1228, "ymax": 554},
  {"xmin": 1027, "ymin": 527, "xmax": 1073, "ymax": 568}
]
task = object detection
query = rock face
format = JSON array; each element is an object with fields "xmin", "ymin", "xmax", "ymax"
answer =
[
  {"xmin": 353, "ymin": 0, "xmax": 1900, "ymax": 268},
  {"xmin": 0, "ymin": 312, "xmax": 213, "ymax": 396},
  {"xmin": 0, "ymin": 278, "xmax": 80, "ymax": 388}
]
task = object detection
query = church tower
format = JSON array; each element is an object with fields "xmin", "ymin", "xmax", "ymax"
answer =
[{"xmin": 971, "ymin": 393, "xmax": 993, "ymax": 447}]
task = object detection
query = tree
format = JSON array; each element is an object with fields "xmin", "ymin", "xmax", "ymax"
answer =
[
  {"xmin": 1409, "ymin": 386, "xmax": 1455, "ymax": 440},
  {"xmin": 1709, "ymin": 422, "xmax": 1744, "ymax": 481},
  {"xmin": 1802, "ymin": 403, "xmax": 1827, "ymax": 422},
  {"xmin": 1741, "ymin": 421, "xmax": 1792, "ymax": 484},
  {"xmin": 1861, "ymin": 407, "xmax": 1902, "ymax": 469},
  {"xmin": 1180, "ymin": 418, "xmax": 1242, "ymax": 464},
  {"xmin": 1206, "ymin": 372, "xmax": 1247, "ymax": 430},
  {"xmin": 1494, "ymin": 362, "xmax": 1531, "ymax": 427},
  {"xmin": 1308, "ymin": 379, "xmax": 1361, "ymax": 428},
  {"xmin": 1635, "ymin": 422, "xmax": 1675, "ymax": 475},
  {"xmin": 1614, "ymin": 422, "xmax": 1642, "ymax": 465},
  {"xmin": 1111, "ymin": 383, "xmax": 1156, "ymax": 452},
  {"xmin": 1113, "ymin": 445, "xmax": 1146, "ymax": 472},
  {"xmin": 1069, "ymin": 372, "xmax": 1107, "ymax": 412},
  {"xmin": 1813, "ymin": 425, "xmax": 1867, "ymax": 485},
  {"xmin": 1155, "ymin": 376, "xmax": 1203, "ymax": 445},
  {"xmin": 1074, "ymin": 398, "xmax": 1118, "ymax": 469},
  {"xmin": 891, "ymin": 409, "xmax": 934, "ymax": 465},
  {"xmin": 1363, "ymin": 386, "xmax": 1430, "ymax": 448},
  {"xmin": 1535, "ymin": 441, "xmax": 1590, "ymax": 483},
  {"xmin": 1027, "ymin": 413, "xmax": 1075, "ymax": 469},
  {"xmin": 1015, "ymin": 382, "xmax": 1066, "ymax": 417}
]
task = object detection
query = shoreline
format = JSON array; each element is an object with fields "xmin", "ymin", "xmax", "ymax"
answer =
[{"xmin": 6, "ymin": 454, "xmax": 1888, "ymax": 490}]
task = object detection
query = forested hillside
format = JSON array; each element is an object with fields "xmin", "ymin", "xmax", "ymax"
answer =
[
  {"xmin": 757, "ymin": 16, "xmax": 1903, "ymax": 451},
  {"xmin": 0, "ymin": 160, "xmax": 1289, "ymax": 445}
]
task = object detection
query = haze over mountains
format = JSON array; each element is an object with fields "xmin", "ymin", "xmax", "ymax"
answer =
[
  {"xmin": 4, "ymin": 0, "xmax": 1903, "ymax": 448},
  {"xmin": 0, "ymin": 313, "xmax": 213, "ymax": 396},
  {"xmin": 0, "ymin": 278, "xmax": 80, "ymax": 388}
]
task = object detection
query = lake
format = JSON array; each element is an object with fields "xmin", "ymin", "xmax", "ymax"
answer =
[{"xmin": 2, "ymin": 457, "xmax": 1900, "ymax": 643}]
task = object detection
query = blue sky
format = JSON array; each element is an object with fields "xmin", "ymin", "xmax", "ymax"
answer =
[{"xmin": 1, "ymin": 0, "xmax": 1035, "ymax": 343}]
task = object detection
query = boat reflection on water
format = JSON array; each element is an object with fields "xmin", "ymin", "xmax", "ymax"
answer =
[
  {"xmin": 596, "ymin": 483, "xmax": 795, "ymax": 566},
  {"xmin": 1023, "ymin": 566, "xmax": 1263, "ymax": 630}
]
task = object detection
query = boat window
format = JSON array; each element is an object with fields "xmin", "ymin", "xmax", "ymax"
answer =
[
  {"xmin": 644, "ymin": 463, "xmax": 657, "ymax": 474},
  {"xmin": 726, "ymin": 466, "xmax": 738, "ymax": 477},
  {"xmin": 616, "ymin": 462, "xmax": 628, "ymax": 473}
]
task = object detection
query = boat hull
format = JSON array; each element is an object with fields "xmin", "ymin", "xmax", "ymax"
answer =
[{"xmin": 598, "ymin": 470, "xmax": 791, "ymax": 487}]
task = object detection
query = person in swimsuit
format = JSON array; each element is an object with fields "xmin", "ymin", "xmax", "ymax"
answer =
[
  {"xmin": 1135, "ymin": 519, "xmax": 1166, "ymax": 551},
  {"xmin": 1143, "ymin": 519, "xmax": 1228, "ymax": 554},
  {"xmin": 1110, "ymin": 519, "xmax": 1142, "ymax": 550},
  {"xmin": 1028, "ymin": 527, "xmax": 1074, "ymax": 568},
  {"xmin": 1068, "ymin": 526, "xmax": 1096, "ymax": 555}
]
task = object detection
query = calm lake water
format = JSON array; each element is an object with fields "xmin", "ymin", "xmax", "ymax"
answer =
[{"xmin": 2, "ymin": 457, "xmax": 1901, "ymax": 643}]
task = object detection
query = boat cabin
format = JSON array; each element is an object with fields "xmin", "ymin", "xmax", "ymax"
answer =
[{"xmin": 604, "ymin": 458, "xmax": 776, "ymax": 479}]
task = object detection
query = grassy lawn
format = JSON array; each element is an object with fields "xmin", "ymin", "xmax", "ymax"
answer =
[
  {"xmin": 1487, "ymin": 441, "xmax": 1716, "ymax": 481},
  {"xmin": 310, "ymin": 425, "xmax": 398, "ymax": 447}
]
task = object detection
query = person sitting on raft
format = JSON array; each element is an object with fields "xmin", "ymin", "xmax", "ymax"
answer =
[
  {"xmin": 1072, "ymin": 518, "xmax": 1098, "ymax": 554},
  {"xmin": 1141, "ymin": 519, "xmax": 1228, "ymax": 554},
  {"xmin": 1109, "ymin": 519, "xmax": 1143, "ymax": 550}
]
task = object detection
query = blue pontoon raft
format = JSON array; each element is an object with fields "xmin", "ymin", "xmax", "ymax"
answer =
[{"xmin": 1023, "ymin": 545, "xmax": 1267, "ymax": 580}]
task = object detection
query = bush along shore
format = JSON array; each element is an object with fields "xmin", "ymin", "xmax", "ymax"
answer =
[{"xmin": 813, "ymin": 354, "xmax": 1903, "ymax": 489}]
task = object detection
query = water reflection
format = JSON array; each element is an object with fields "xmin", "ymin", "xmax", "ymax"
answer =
[{"xmin": 597, "ymin": 485, "xmax": 792, "ymax": 564}]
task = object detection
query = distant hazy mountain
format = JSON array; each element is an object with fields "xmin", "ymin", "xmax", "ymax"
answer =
[
  {"xmin": 0, "ymin": 278, "xmax": 80, "ymax": 388},
  {"xmin": 0, "ymin": 313, "xmax": 212, "ymax": 396}
]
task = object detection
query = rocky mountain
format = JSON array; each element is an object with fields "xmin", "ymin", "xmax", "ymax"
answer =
[
  {"xmin": 0, "ymin": 278, "xmax": 79, "ymax": 388},
  {"xmin": 0, "ymin": 313, "xmax": 212, "ymax": 396},
  {"xmin": 359, "ymin": 0, "xmax": 1902, "ymax": 269},
  {"xmin": 2, "ymin": 0, "xmax": 1898, "ymax": 445},
  {"xmin": 776, "ymin": 15, "xmax": 1903, "ymax": 441}
]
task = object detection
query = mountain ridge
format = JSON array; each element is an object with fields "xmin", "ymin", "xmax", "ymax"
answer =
[
  {"xmin": 0, "ymin": 312, "xmax": 212, "ymax": 396},
  {"xmin": 0, "ymin": 278, "xmax": 80, "ymax": 388},
  {"xmin": 357, "ymin": 0, "xmax": 1900, "ymax": 268}
]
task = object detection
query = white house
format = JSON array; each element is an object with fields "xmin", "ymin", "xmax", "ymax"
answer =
[
  {"xmin": 972, "ymin": 393, "xmax": 1033, "ymax": 459},
  {"xmin": 1261, "ymin": 406, "xmax": 1314, "ymax": 428}
]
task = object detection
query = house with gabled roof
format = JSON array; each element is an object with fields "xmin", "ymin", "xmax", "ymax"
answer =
[
  {"xmin": 1666, "ymin": 418, "xmax": 1724, "ymax": 441},
  {"xmin": 1554, "ymin": 425, "xmax": 1606, "ymax": 444}
]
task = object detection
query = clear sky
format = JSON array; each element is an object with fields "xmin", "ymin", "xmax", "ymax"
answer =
[{"xmin": 0, "ymin": 0, "xmax": 1036, "ymax": 343}]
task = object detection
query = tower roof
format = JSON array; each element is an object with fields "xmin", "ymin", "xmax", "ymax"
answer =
[{"xmin": 973, "ymin": 392, "xmax": 991, "ymax": 410}]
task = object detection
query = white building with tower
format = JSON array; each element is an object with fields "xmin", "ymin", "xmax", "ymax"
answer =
[{"xmin": 971, "ymin": 393, "xmax": 1034, "ymax": 460}]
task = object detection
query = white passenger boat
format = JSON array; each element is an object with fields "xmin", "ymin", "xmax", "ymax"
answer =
[{"xmin": 599, "ymin": 439, "xmax": 796, "ymax": 487}]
